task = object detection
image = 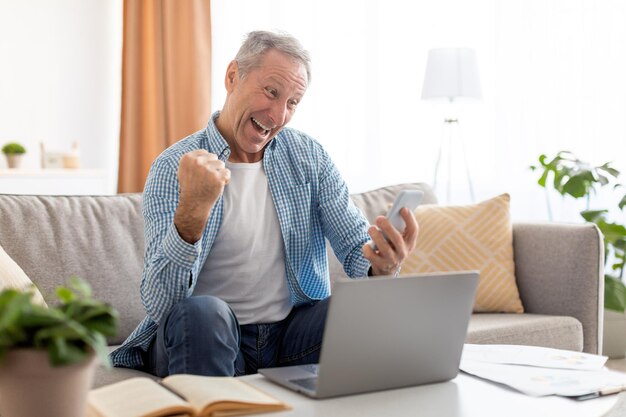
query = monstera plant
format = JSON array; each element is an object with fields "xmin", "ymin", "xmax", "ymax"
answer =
[{"xmin": 531, "ymin": 151, "xmax": 626, "ymax": 312}]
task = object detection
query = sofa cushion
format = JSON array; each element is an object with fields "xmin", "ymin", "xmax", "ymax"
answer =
[
  {"xmin": 0, "ymin": 243, "xmax": 47, "ymax": 306},
  {"xmin": 0, "ymin": 194, "xmax": 145, "ymax": 344},
  {"xmin": 467, "ymin": 313, "xmax": 583, "ymax": 352},
  {"xmin": 402, "ymin": 194, "xmax": 524, "ymax": 313}
]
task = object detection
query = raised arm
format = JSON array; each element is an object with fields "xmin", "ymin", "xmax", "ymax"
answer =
[{"xmin": 139, "ymin": 151, "xmax": 230, "ymax": 325}]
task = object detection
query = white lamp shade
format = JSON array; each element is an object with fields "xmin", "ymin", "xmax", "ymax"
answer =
[{"xmin": 421, "ymin": 48, "xmax": 482, "ymax": 101}]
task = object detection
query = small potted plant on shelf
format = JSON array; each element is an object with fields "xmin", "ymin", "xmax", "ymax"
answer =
[
  {"xmin": 531, "ymin": 151, "xmax": 626, "ymax": 357},
  {"xmin": 0, "ymin": 278, "xmax": 119, "ymax": 417},
  {"xmin": 1, "ymin": 142, "xmax": 27, "ymax": 169}
]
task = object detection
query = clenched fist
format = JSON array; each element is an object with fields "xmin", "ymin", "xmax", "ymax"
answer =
[{"xmin": 174, "ymin": 150, "xmax": 231, "ymax": 243}]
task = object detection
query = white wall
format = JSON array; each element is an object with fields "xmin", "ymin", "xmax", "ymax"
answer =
[
  {"xmin": 2, "ymin": 0, "xmax": 624, "ymax": 221},
  {"xmin": 0, "ymin": 0, "xmax": 122, "ymax": 193},
  {"xmin": 211, "ymin": 0, "xmax": 496, "ymax": 196}
]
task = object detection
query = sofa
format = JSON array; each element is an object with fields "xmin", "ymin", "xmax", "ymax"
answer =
[{"xmin": 0, "ymin": 183, "xmax": 604, "ymax": 388}]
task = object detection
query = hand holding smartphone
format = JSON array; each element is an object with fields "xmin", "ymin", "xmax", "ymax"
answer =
[{"xmin": 368, "ymin": 190, "xmax": 424, "ymax": 251}]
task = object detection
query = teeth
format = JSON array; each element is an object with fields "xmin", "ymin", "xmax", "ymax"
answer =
[{"xmin": 252, "ymin": 117, "xmax": 271, "ymax": 131}]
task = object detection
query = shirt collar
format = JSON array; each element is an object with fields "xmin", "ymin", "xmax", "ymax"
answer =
[{"xmin": 205, "ymin": 111, "xmax": 231, "ymax": 161}]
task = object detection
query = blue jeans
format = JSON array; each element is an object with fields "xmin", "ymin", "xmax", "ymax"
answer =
[{"xmin": 145, "ymin": 295, "xmax": 329, "ymax": 377}]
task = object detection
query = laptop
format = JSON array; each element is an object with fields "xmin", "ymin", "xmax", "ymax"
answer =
[{"xmin": 259, "ymin": 271, "xmax": 479, "ymax": 398}]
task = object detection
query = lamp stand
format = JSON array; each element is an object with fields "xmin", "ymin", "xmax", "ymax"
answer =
[{"xmin": 432, "ymin": 117, "xmax": 475, "ymax": 205}]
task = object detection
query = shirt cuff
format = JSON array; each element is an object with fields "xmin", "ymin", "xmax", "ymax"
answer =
[
  {"xmin": 162, "ymin": 222, "xmax": 202, "ymax": 269},
  {"xmin": 349, "ymin": 255, "xmax": 371, "ymax": 279}
]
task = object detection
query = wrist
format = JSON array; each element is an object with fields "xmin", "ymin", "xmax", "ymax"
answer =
[
  {"xmin": 370, "ymin": 265, "xmax": 402, "ymax": 278},
  {"xmin": 174, "ymin": 202, "xmax": 211, "ymax": 244},
  {"xmin": 393, "ymin": 266, "xmax": 402, "ymax": 278}
]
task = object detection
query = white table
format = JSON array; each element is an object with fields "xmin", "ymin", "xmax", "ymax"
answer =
[{"xmin": 241, "ymin": 372, "xmax": 619, "ymax": 417}]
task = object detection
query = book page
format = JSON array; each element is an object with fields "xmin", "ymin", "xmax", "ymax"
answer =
[
  {"xmin": 163, "ymin": 375, "xmax": 288, "ymax": 416},
  {"xmin": 88, "ymin": 377, "xmax": 194, "ymax": 417}
]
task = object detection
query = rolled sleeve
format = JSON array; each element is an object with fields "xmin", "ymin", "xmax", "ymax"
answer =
[{"xmin": 162, "ymin": 222, "xmax": 202, "ymax": 269}]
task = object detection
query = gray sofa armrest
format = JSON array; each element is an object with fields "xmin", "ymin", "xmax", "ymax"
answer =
[{"xmin": 512, "ymin": 223, "xmax": 604, "ymax": 354}]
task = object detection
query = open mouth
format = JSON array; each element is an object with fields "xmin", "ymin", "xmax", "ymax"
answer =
[{"xmin": 251, "ymin": 117, "xmax": 271, "ymax": 137}]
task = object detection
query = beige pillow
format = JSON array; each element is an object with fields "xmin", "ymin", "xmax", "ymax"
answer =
[
  {"xmin": 402, "ymin": 194, "xmax": 524, "ymax": 313},
  {"xmin": 0, "ymin": 243, "xmax": 47, "ymax": 306}
]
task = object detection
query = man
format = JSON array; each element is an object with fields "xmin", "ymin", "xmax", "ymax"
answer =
[{"xmin": 111, "ymin": 30, "xmax": 418, "ymax": 377}]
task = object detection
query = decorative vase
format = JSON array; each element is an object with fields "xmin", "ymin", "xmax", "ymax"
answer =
[
  {"xmin": 603, "ymin": 309, "xmax": 626, "ymax": 359},
  {"xmin": 0, "ymin": 349, "xmax": 97, "ymax": 417},
  {"xmin": 5, "ymin": 154, "xmax": 23, "ymax": 169}
]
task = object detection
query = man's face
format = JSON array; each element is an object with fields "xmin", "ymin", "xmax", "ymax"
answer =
[{"xmin": 220, "ymin": 49, "xmax": 308, "ymax": 163}]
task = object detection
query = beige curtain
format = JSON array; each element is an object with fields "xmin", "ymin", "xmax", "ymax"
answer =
[{"xmin": 118, "ymin": 0, "xmax": 212, "ymax": 193}]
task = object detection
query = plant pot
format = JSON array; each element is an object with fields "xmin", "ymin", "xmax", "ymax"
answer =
[
  {"xmin": 0, "ymin": 349, "xmax": 97, "ymax": 417},
  {"xmin": 5, "ymin": 154, "xmax": 23, "ymax": 169},
  {"xmin": 603, "ymin": 309, "xmax": 626, "ymax": 359}
]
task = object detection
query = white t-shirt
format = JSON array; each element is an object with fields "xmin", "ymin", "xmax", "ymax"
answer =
[{"xmin": 193, "ymin": 160, "xmax": 292, "ymax": 324}]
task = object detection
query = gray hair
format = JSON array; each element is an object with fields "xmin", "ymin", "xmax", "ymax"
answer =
[{"xmin": 235, "ymin": 30, "xmax": 311, "ymax": 84}]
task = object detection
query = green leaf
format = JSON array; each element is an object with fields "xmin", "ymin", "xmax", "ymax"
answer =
[
  {"xmin": 89, "ymin": 332, "xmax": 112, "ymax": 368},
  {"xmin": 599, "ymin": 163, "xmax": 620, "ymax": 178},
  {"xmin": 18, "ymin": 309, "xmax": 64, "ymax": 328},
  {"xmin": 68, "ymin": 277, "xmax": 92, "ymax": 298},
  {"xmin": 49, "ymin": 336, "xmax": 88, "ymax": 366},
  {"xmin": 562, "ymin": 176, "xmax": 588, "ymax": 198},
  {"xmin": 553, "ymin": 170, "xmax": 567, "ymax": 194},
  {"xmin": 0, "ymin": 277, "xmax": 118, "ymax": 367},
  {"xmin": 537, "ymin": 169, "xmax": 549, "ymax": 188},
  {"xmin": 55, "ymin": 287, "xmax": 75, "ymax": 303},
  {"xmin": 605, "ymin": 275, "xmax": 626, "ymax": 312},
  {"xmin": 614, "ymin": 239, "xmax": 626, "ymax": 252},
  {"xmin": 599, "ymin": 222, "xmax": 626, "ymax": 243},
  {"xmin": 580, "ymin": 210, "xmax": 608, "ymax": 223},
  {"xmin": 81, "ymin": 316, "xmax": 118, "ymax": 338},
  {"xmin": 597, "ymin": 173, "xmax": 609, "ymax": 186}
]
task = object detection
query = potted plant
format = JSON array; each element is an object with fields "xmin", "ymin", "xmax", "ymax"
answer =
[
  {"xmin": 0, "ymin": 278, "xmax": 118, "ymax": 417},
  {"xmin": 531, "ymin": 151, "xmax": 626, "ymax": 356},
  {"xmin": 1, "ymin": 142, "xmax": 27, "ymax": 169}
]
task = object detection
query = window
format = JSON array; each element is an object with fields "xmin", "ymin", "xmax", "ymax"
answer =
[{"xmin": 212, "ymin": 0, "xmax": 626, "ymax": 222}]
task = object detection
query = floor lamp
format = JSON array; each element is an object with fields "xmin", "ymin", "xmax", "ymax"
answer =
[{"xmin": 421, "ymin": 48, "xmax": 482, "ymax": 204}]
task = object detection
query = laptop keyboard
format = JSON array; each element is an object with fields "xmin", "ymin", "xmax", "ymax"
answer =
[{"xmin": 290, "ymin": 377, "xmax": 318, "ymax": 391}]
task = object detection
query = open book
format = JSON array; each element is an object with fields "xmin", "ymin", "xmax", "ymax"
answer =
[{"xmin": 87, "ymin": 375, "xmax": 290, "ymax": 417}]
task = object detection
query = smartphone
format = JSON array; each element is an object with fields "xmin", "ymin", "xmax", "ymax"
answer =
[{"xmin": 369, "ymin": 190, "xmax": 424, "ymax": 250}]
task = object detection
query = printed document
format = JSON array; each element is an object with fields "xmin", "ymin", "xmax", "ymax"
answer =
[
  {"xmin": 461, "ymin": 344, "xmax": 607, "ymax": 370},
  {"xmin": 460, "ymin": 344, "xmax": 626, "ymax": 398}
]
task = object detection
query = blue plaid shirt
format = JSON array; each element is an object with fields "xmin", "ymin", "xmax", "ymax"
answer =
[{"xmin": 111, "ymin": 112, "xmax": 371, "ymax": 369}]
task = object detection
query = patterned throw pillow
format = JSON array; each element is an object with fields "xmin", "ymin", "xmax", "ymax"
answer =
[
  {"xmin": 0, "ymin": 244, "xmax": 47, "ymax": 306},
  {"xmin": 401, "ymin": 194, "xmax": 523, "ymax": 313}
]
